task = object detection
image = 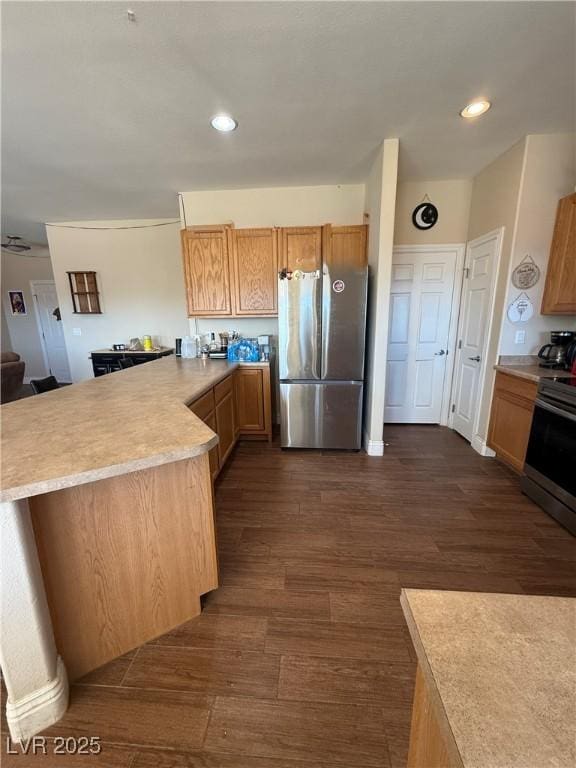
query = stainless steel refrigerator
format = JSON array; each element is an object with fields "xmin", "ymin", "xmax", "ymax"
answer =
[{"xmin": 278, "ymin": 249, "xmax": 368, "ymax": 449}]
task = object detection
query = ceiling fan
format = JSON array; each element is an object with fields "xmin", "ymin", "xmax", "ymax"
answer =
[{"xmin": 1, "ymin": 235, "xmax": 32, "ymax": 253}]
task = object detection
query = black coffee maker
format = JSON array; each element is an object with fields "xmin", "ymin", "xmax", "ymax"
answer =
[{"xmin": 538, "ymin": 331, "xmax": 576, "ymax": 369}]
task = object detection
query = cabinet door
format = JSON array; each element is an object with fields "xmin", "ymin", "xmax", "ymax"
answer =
[
  {"xmin": 236, "ymin": 368, "xmax": 265, "ymax": 431},
  {"xmin": 181, "ymin": 227, "xmax": 232, "ymax": 316},
  {"xmin": 324, "ymin": 224, "xmax": 368, "ymax": 269},
  {"xmin": 215, "ymin": 391, "xmax": 236, "ymax": 466},
  {"xmin": 279, "ymin": 227, "xmax": 322, "ymax": 272},
  {"xmin": 233, "ymin": 372, "xmax": 240, "ymax": 439},
  {"xmin": 231, "ymin": 228, "xmax": 278, "ymax": 315},
  {"xmin": 541, "ymin": 193, "xmax": 576, "ymax": 315},
  {"xmin": 204, "ymin": 411, "xmax": 220, "ymax": 480}
]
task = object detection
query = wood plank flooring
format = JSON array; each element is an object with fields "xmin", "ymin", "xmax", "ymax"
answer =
[{"xmin": 3, "ymin": 426, "xmax": 575, "ymax": 767}]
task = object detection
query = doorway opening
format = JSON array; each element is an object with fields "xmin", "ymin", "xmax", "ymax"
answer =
[
  {"xmin": 30, "ymin": 280, "xmax": 72, "ymax": 383},
  {"xmin": 384, "ymin": 229, "xmax": 504, "ymax": 448}
]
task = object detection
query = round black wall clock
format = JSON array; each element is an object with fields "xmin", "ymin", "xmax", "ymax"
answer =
[{"xmin": 412, "ymin": 202, "xmax": 438, "ymax": 230}]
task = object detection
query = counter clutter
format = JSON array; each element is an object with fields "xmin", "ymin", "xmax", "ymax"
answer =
[{"xmin": 401, "ymin": 589, "xmax": 575, "ymax": 768}]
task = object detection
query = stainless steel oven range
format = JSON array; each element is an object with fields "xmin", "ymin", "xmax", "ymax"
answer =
[{"xmin": 521, "ymin": 377, "xmax": 576, "ymax": 535}]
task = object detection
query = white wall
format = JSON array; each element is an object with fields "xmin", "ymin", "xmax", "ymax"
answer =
[
  {"xmin": 1, "ymin": 249, "xmax": 54, "ymax": 379},
  {"xmin": 466, "ymin": 138, "xmax": 527, "ymax": 442},
  {"xmin": 180, "ymin": 184, "xmax": 365, "ymax": 228},
  {"xmin": 180, "ymin": 184, "xmax": 366, "ymax": 343},
  {"xmin": 394, "ymin": 179, "xmax": 472, "ymax": 245},
  {"xmin": 363, "ymin": 139, "xmax": 400, "ymax": 452},
  {"xmin": 1, "ymin": 301, "xmax": 13, "ymax": 352},
  {"xmin": 499, "ymin": 133, "xmax": 576, "ymax": 354},
  {"xmin": 46, "ymin": 220, "xmax": 188, "ymax": 382}
]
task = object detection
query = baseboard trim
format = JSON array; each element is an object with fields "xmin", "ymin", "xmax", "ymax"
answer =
[
  {"xmin": 471, "ymin": 434, "xmax": 496, "ymax": 458},
  {"xmin": 363, "ymin": 430, "xmax": 384, "ymax": 456},
  {"xmin": 5, "ymin": 656, "xmax": 69, "ymax": 743}
]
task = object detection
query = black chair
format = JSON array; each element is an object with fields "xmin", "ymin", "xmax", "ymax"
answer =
[
  {"xmin": 118, "ymin": 358, "xmax": 135, "ymax": 369},
  {"xmin": 30, "ymin": 375, "xmax": 59, "ymax": 394}
]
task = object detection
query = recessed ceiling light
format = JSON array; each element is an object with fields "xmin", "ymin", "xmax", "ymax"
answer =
[
  {"xmin": 460, "ymin": 100, "xmax": 491, "ymax": 118},
  {"xmin": 210, "ymin": 115, "xmax": 238, "ymax": 132}
]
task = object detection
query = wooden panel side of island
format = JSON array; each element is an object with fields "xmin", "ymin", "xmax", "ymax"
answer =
[{"xmin": 30, "ymin": 453, "xmax": 218, "ymax": 681}]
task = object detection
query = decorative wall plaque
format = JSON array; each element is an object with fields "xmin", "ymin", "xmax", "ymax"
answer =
[
  {"xmin": 507, "ymin": 292, "xmax": 534, "ymax": 323},
  {"xmin": 412, "ymin": 195, "xmax": 438, "ymax": 230},
  {"xmin": 511, "ymin": 255, "xmax": 540, "ymax": 289}
]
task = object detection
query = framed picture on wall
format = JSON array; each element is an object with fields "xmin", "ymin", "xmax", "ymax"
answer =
[{"xmin": 8, "ymin": 290, "xmax": 26, "ymax": 315}]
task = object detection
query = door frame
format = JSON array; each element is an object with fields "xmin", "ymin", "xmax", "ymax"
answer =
[
  {"xmin": 447, "ymin": 227, "xmax": 505, "ymax": 448},
  {"xmin": 30, "ymin": 279, "xmax": 71, "ymax": 382},
  {"xmin": 391, "ymin": 243, "xmax": 466, "ymax": 426}
]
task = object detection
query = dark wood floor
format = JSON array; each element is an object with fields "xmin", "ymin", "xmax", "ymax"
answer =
[{"xmin": 3, "ymin": 426, "xmax": 575, "ymax": 766}]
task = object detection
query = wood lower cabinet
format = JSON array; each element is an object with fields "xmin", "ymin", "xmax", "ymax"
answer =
[
  {"xmin": 407, "ymin": 666, "xmax": 454, "ymax": 768},
  {"xmin": 204, "ymin": 411, "xmax": 220, "ymax": 480},
  {"xmin": 487, "ymin": 371, "xmax": 537, "ymax": 472},
  {"xmin": 215, "ymin": 391, "xmax": 236, "ymax": 466},
  {"xmin": 230, "ymin": 228, "xmax": 278, "ymax": 315},
  {"xmin": 188, "ymin": 365, "xmax": 272, "ymax": 480},
  {"xmin": 279, "ymin": 226, "xmax": 322, "ymax": 272},
  {"xmin": 541, "ymin": 192, "xmax": 576, "ymax": 315},
  {"xmin": 181, "ymin": 226, "xmax": 232, "ymax": 317},
  {"xmin": 236, "ymin": 365, "xmax": 272, "ymax": 441}
]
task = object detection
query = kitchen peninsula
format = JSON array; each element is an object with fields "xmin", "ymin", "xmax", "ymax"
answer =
[
  {"xmin": 401, "ymin": 589, "xmax": 575, "ymax": 768},
  {"xmin": 0, "ymin": 356, "xmax": 270, "ymax": 741}
]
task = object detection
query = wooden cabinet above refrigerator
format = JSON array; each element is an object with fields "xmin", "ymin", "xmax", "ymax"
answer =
[{"xmin": 181, "ymin": 223, "xmax": 367, "ymax": 317}]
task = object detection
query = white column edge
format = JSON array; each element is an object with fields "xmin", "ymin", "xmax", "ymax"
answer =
[
  {"xmin": 5, "ymin": 656, "xmax": 69, "ymax": 743},
  {"xmin": 471, "ymin": 434, "xmax": 496, "ymax": 457}
]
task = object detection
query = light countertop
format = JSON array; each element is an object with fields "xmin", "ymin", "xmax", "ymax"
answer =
[
  {"xmin": 0, "ymin": 357, "xmax": 263, "ymax": 503},
  {"xmin": 494, "ymin": 363, "xmax": 574, "ymax": 383},
  {"xmin": 401, "ymin": 589, "xmax": 576, "ymax": 768}
]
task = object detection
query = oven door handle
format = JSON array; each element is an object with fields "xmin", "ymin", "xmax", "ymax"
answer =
[{"xmin": 535, "ymin": 398, "xmax": 576, "ymax": 422}]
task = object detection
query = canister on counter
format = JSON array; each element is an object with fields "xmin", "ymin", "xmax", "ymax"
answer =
[{"xmin": 142, "ymin": 335, "xmax": 153, "ymax": 351}]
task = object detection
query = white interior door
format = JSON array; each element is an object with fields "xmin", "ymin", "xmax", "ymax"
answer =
[
  {"xmin": 31, "ymin": 281, "xmax": 72, "ymax": 383},
  {"xmin": 451, "ymin": 230, "xmax": 502, "ymax": 442},
  {"xmin": 385, "ymin": 248, "xmax": 458, "ymax": 423}
]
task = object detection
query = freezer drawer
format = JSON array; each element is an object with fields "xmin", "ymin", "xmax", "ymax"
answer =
[{"xmin": 280, "ymin": 381, "xmax": 363, "ymax": 449}]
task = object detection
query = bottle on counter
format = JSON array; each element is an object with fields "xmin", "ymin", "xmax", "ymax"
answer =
[
  {"xmin": 142, "ymin": 335, "xmax": 153, "ymax": 352},
  {"xmin": 181, "ymin": 335, "xmax": 195, "ymax": 358}
]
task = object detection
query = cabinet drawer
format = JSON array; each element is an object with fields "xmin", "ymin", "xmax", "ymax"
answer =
[
  {"xmin": 214, "ymin": 374, "xmax": 233, "ymax": 404},
  {"xmin": 189, "ymin": 389, "xmax": 216, "ymax": 421},
  {"xmin": 493, "ymin": 371, "xmax": 537, "ymax": 404}
]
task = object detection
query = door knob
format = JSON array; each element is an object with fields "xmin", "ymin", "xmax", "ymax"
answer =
[
  {"xmin": 468, "ymin": 355, "xmax": 481, "ymax": 362},
  {"xmin": 434, "ymin": 350, "xmax": 446, "ymax": 356}
]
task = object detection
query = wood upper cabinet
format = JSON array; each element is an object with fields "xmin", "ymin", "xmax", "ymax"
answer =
[
  {"xmin": 541, "ymin": 192, "xmax": 576, "ymax": 315},
  {"xmin": 181, "ymin": 227, "xmax": 232, "ymax": 316},
  {"xmin": 487, "ymin": 371, "xmax": 537, "ymax": 472},
  {"xmin": 279, "ymin": 226, "xmax": 322, "ymax": 272},
  {"xmin": 230, "ymin": 228, "xmax": 278, "ymax": 315},
  {"xmin": 324, "ymin": 224, "xmax": 368, "ymax": 268}
]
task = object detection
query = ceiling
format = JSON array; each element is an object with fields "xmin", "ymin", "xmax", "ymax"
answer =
[{"xmin": 2, "ymin": 1, "xmax": 574, "ymax": 243}]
